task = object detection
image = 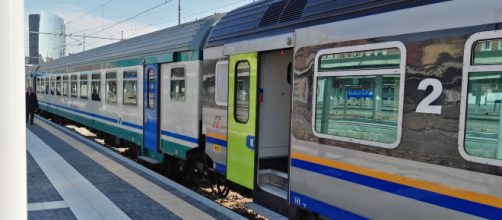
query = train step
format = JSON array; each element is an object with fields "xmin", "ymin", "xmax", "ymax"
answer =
[
  {"xmin": 258, "ymin": 169, "xmax": 289, "ymax": 200},
  {"xmin": 137, "ymin": 156, "xmax": 162, "ymax": 165}
]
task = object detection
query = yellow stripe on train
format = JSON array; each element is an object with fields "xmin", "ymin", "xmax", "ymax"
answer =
[{"xmin": 291, "ymin": 152, "xmax": 502, "ymax": 209}]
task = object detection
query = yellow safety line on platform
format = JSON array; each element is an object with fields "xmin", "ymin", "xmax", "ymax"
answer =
[{"xmin": 36, "ymin": 120, "xmax": 216, "ymax": 220}]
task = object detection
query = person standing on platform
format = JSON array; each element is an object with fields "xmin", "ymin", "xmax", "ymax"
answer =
[{"xmin": 26, "ymin": 87, "xmax": 38, "ymax": 125}]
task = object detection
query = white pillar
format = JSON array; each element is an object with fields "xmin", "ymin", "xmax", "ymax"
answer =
[{"xmin": 0, "ymin": 0, "xmax": 27, "ymax": 219}]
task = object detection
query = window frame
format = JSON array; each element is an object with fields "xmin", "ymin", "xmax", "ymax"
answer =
[
  {"xmin": 62, "ymin": 75, "xmax": 68, "ymax": 96},
  {"xmin": 70, "ymin": 74, "xmax": 78, "ymax": 98},
  {"xmin": 169, "ymin": 66, "xmax": 186, "ymax": 102},
  {"xmin": 90, "ymin": 72, "xmax": 101, "ymax": 102},
  {"xmin": 51, "ymin": 76, "xmax": 56, "ymax": 95},
  {"xmin": 56, "ymin": 76, "xmax": 61, "ymax": 96},
  {"xmin": 105, "ymin": 71, "xmax": 118, "ymax": 105},
  {"xmin": 80, "ymin": 73, "xmax": 89, "ymax": 99},
  {"xmin": 233, "ymin": 60, "xmax": 251, "ymax": 124},
  {"xmin": 122, "ymin": 69, "xmax": 138, "ymax": 106},
  {"xmin": 215, "ymin": 60, "xmax": 229, "ymax": 107},
  {"xmin": 459, "ymin": 30, "xmax": 502, "ymax": 167},
  {"xmin": 311, "ymin": 41, "xmax": 406, "ymax": 149}
]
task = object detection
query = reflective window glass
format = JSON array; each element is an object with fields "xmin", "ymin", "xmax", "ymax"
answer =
[
  {"xmin": 473, "ymin": 39, "xmax": 502, "ymax": 65},
  {"xmin": 106, "ymin": 72, "xmax": 117, "ymax": 104},
  {"xmin": 70, "ymin": 75, "xmax": 77, "ymax": 98},
  {"xmin": 170, "ymin": 68, "xmax": 185, "ymax": 102},
  {"xmin": 80, "ymin": 74, "xmax": 88, "ymax": 99},
  {"xmin": 148, "ymin": 69, "xmax": 155, "ymax": 109},
  {"xmin": 234, "ymin": 61, "xmax": 250, "ymax": 123},
  {"xmin": 123, "ymin": 70, "xmax": 137, "ymax": 106},
  {"xmin": 319, "ymin": 48, "xmax": 400, "ymax": 71},
  {"xmin": 215, "ymin": 61, "xmax": 228, "ymax": 106},
  {"xmin": 91, "ymin": 73, "xmax": 101, "ymax": 101},
  {"xmin": 56, "ymin": 76, "xmax": 61, "ymax": 96},
  {"xmin": 315, "ymin": 75, "xmax": 400, "ymax": 144},
  {"xmin": 465, "ymin": 73, "xmax": 502, "ymax": 160}
]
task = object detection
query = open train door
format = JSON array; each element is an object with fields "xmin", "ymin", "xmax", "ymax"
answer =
[
  {"xmin": 227, "ymin": 52, "xmax": 258, "ymax": 189},
  {"xmin": 143, "ymin": 64, "xmax": 161, "ymax": 160}
]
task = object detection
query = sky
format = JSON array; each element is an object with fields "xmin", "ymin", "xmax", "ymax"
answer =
[{"xmin": 25, "ymin": 0, "xmax": 256, "ymax": 56}]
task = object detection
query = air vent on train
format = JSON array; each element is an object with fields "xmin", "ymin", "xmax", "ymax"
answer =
[
  {"xmin": 259, "ymin": 0, "xmax": 288, "ymax": 27},
  {"xmin": 278, "ymin": 0, "xmax": 307, "ymax": 23}
]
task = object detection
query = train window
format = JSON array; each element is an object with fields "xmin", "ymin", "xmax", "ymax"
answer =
[
  {"xmin": 234, "ymin": 61, "xmax": 250, "ymax": 123},
  {"xmin": 70, "ymin": 75, "xmax": 78, "ymax": 98},
  {"xmin": 106, "ymin": 72, "xmax": 117, "ymax": 104},
  {"xmin": 45, "ymin": 77, "xmax": 49, "ymax": 94},
  {"xmin": 460, "ymin": 33, "xmax": 502, "ymax": 166},
  {"xmin": 50, "ymin": 76, "xmax": 55, "ymax": 95},
  {"xmin": 215, "ymin": 61, "xmax": 228, "ymax": 106},
  {"xmin": 91, "ymin": 73, "xmax": 101, "ymax": 101},
  {"xmin": 62, "ymin": 75, "xmax": 68, "ymax": 96},
  {"xmin": 80, "ymin": 74, "xmax": 88, "ymax": 99},
  {"xmin": 319, "ymin": 48, "xmax": 400, "ymax": 72},
  {"xmin": 123, "ymin": 70, "xmax": 137, "ymax": 106},
  {"xmin": 36, "ymin": 78, "xmax": 40, "ymax": 93},
  {"xmin": 313, "ymin": 42, "xmax": 406, "ymax": 148},
  {"xmin": 170, "ymin": 67, "xmax": 185, "ymax": 102},
  {"xmin": 147, "ymin": 68, "xmax": 155, "ymax": 109},
  {"xmin": 56, "ymin": 76, "xmax": 61, "ymax": 96}
]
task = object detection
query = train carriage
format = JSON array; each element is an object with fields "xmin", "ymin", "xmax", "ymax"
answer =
[
  {"xmin": 30, "ymin": 14, "xmax": 222, "ymax": 169},
  {"xmin": 26, "ymin": 0, "xmax": 502, "ymax": 219},
  {"xmin": 204, "ymin": 0, "xmax": 502, "ymax": 219},
  {"xmin": 289, "ymin": 0, "xmax": 502, "ymax": 219}
]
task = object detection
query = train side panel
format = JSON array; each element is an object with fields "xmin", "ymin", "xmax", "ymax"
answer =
[{"xmin": 290, "ymin": 1, "xmax": 502, "ymax": 219}]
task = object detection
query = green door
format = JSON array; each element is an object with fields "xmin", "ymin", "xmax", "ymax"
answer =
[{"xmin": 227, "ymin": 53, "xmax": 258, "ymax": 189}]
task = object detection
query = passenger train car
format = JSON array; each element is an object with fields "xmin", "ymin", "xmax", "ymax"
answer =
[{"xmin": 28, "ymin": 0, "xmax": 502, "ymax": 219}]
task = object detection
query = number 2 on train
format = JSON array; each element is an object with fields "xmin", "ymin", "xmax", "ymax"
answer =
[{"xmin": 416, "ymin": 78, "xmax": 442, "ymax": 114}]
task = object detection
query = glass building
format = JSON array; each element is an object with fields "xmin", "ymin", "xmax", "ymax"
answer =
[{"xmin": 28, "ymin": 11, "xmax": 65, "ymax": 64}]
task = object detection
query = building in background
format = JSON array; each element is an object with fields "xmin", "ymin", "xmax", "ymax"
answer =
[{"xmin": 28, "ymin": 11, "xmax": 65, "ymax": 64}]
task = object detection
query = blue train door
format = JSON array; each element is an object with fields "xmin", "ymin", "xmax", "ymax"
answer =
[{"xmin": 143, "ymin": 64, "xmax": 160, "ymax": 152}]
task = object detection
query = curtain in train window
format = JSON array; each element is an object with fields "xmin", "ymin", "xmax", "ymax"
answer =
[
  {"xmin": 465, "ymin": 39, "xmax": 502, "ymax": 160},
  {"xmin": 91, "ymin": 73, "xmax": 101, "ymax": 101},
  {"xmin": 106, "ymin": 72, "xmax": 117, "ymax": 104},
  {"xmin": 123, "ymin": 70, "xmax": 137, "ymax": 106},
  {"xmin": 315, "ymin": 47, "xmax": 401, "ymax": 144},
  {"xmin": 234, "ymin": 61, "xmax": 250, "ymax": 123},
  {"xmin": 170, "ymin": 67, "xmax": 186, "ymax": 102}
]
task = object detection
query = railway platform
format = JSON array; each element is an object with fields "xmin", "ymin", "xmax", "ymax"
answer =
[{"xmin": 26, "ymin": 116, "xmax": 246, "ymax": 220}]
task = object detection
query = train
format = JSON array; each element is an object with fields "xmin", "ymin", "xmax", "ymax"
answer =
[{"xmin": 26, "ymin": 0, "xmax": 502, "ymax": 219}]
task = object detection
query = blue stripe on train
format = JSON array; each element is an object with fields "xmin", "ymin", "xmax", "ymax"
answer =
[
  {"xmin": 39, "ymin": 101, "xmax": 143, "ymax": 129},
  {"xmin": 160, "ymin": 130, "xmax": 198, "ymax": 144},
  {"xmin": 214, "ymin": 162, "xmax": 226, "ymax": 174},
  {"xmin": 205, "ymin": 136, "xmax": 227, "ymax": 147},
  {"xmin": 40, "ymin": 101, "xmax": 199, "ymax": 144},
  {"xmin": 291, "ymin": 158, "xmax": 502, "ymax": 219},
  {"xmin": 290, "ymin": 191, "xmax": 368, "ymax": 220}
]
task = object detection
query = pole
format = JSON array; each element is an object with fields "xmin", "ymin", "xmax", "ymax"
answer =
[
  {"xmin": 0, "ymin": 0, "xmax": 26, "ymax": 218},
  {"xmin": 83, "ymin": 33, "xmax": 86, "ymax": 51},
  {"xmin": 178, "ymin": 0, "xmax": 181, "ymax": 25}
]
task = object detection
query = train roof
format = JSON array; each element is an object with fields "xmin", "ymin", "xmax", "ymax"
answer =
[
  {"xmin": 206, "ymin": 0, "xmax": 448, "ymax": 47},
  {"xmin": 34, "ymin": 14, "xmax": 223, "ymax": 73}
]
